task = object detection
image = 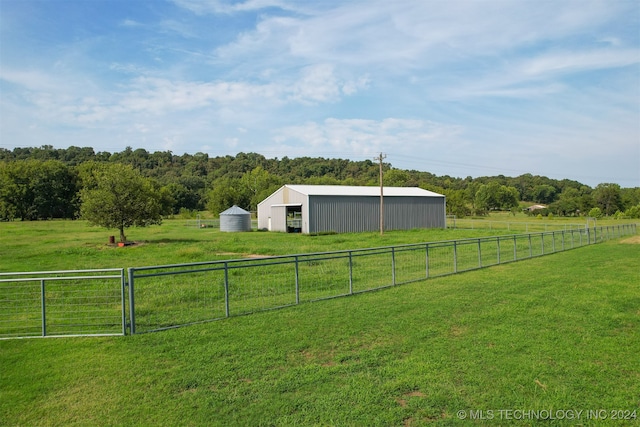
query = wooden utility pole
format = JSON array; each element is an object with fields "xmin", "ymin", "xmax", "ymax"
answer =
[{"xmin": 376, "ymin": 152, "xmax": 386, "ymax": 235}]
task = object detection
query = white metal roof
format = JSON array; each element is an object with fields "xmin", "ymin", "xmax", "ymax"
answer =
[{"xmin": 285, "ymin": 185, "xmax": 444, "ymax": 198}]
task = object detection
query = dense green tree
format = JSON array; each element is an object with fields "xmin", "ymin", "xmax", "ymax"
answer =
[
  {"xmin": 240, "ymin": 167, "xmax": 282, "ymax": 210},
  {"xmin": 532, "ymin": 184, "xmax": 556, "ymax": 204},
  {"xmin": 80, "ymin": 163, "xmax": 162, "ymax": 242},
  {"xmin": 550, "ymin": 188, "xmax": 580, "ymax": 216},
  {"xmin": 162, "ymin": 183, "xmax": 200, "ymax": 213},
  {"xmin": 206, "ymin": 177, "xmax": 250, "ymax": 215},
  {"xmin": 593, "ymin": 183, "xmax": 622, "ymax": 216},
  {"xmin": 620, "ymin": 187, "xmax": 640, "ymax": 211},
  {"xmin": 625, "ymin": 204, "xmax": 640, "ymax": 218},
  {"xmin": 2, "ymin": 145, "xmax": 638, "ymax": 220},
  {"xmin": 0, "ymin": 160, "xmax": 79, "ymax": 220},
  {"xmin": 442, "ymin": 189, "xmax": 470, "ymax": 217},
  {"xmin": 383, "ymin": 169, "xmax": 411, "ymax": 186},
  {"xmin": 474, "ymin": 182, "xmax": 519, "ymax": 213},
  {"xmin": 588, "ymin": 207, "xmax": 602, "ymax": 218}
]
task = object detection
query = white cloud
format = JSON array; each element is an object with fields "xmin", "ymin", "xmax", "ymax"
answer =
[
  {"xmin": 1, "ymin": 0, "xmax": 638, "ymax": 187},
  {"xmin": 520, "ymin": 49, "xmax": 640, "ymax": 77},
  {"xmin": 0, "ymin": 69, "xmax": 60, "ymax": 92},
  {"xmin": 271, "ymin": 118, "xmax": 464, "ymax": 158},
  {"xmin": 172, "ymin": 0, "xmax": 303, "ymax": 15}
]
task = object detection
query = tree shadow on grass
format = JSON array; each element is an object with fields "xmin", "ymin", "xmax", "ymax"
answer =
[{"xmin": 141, "ymin": 238, "xmax": 205, "ymax": 244}]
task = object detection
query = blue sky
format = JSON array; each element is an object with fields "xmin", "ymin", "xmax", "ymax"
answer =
[{"xmin": 1, "ymin": 0, "xmax": 638, "ymax": 187}]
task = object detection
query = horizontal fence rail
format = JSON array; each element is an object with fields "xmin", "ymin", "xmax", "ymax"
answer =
[
  {"xmin": 128, "ymin": 224, "xmax": 636, "ymax": 334},
  {"xmin": 1, "ymin": 224, "xmax": 635, "ymax": 338},
  {"xmin": 447, "ymin": 217, "xmax": 597, "ymax": 233},
  {"xmin": 0, "ymin": 269, "xmax": 126, "ymax": 339}
]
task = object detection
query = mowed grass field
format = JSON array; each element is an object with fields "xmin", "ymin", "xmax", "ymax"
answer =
[
  {"xmin": 0, "ymin": 219, "xmax": 518, "ymax": 272},
  {"xmin": 1, "ymin": 219, "xmax": 639, "ymax": 426}
]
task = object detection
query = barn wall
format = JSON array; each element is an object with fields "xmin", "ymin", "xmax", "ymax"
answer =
[
  {"xmin": 308, "ymin": 196, "xmax": 378, "ymax": 233},
  {"xmin": 308, "ymin": 195, "xmax": 445, "ymax": 233},
  {"xmin": 385, "ymin": 196, "xmax": 446, "ymax": 230},
  {"xmin": 257, "ymin": 189, "xmax": 283, "ymax": 229},
  {"xmin": 258, "ymin": 186, "xmax": 309, "ymax": 231}
]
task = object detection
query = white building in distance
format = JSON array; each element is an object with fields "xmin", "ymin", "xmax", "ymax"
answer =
[{"xmin": 257, "ymin": 185, "xmax": 446, "ymax": 234}]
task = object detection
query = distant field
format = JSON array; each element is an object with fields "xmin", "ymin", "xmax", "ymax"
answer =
[
  {"xmin": 0, "ymin": 218, "xmax": 518, "ymax": 272},
  {"xmin": 1, "ymin": 218, "xmax": 638, "ymax": 425}
]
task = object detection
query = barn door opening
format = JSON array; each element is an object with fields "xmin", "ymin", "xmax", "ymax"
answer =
[{"xmin": 286, "ymin": 206, "xmax": 302, "ymax": 233}]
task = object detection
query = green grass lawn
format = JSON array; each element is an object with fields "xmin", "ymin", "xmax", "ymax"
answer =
[
  {"xmin": 1, "ymin": 222, "xmax": 638, "ymax": 425},
  {"xmin": 0, "ymin": 219, "xmax": 516, "ymax": 272}
]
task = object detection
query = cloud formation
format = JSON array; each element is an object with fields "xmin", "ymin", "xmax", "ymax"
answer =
[{"xmin": 0, "ymin": 0, "xmax": 638, "ymax": 186}]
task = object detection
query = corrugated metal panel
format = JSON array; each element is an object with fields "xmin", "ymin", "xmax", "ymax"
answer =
[
  {"xmin": 308, "ymin": 195, "xmax": 445, "ymax": 233},
  {"xmin": 308, "ymin": 196, "xmax": 376, "ymax": 233},
  {"xmin": 385, "ymin": 197, "xmax": 446, "ymax": 230}
]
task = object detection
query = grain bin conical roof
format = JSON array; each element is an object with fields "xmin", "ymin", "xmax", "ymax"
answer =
[{"xmin": 220, "ymin": 205, "xmax": 251, "ymax": 215}]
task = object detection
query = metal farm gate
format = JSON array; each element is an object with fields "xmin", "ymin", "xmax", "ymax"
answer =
[{"xmin": 0, "ymin": 269, "xmax": 126, "ymax": 339}]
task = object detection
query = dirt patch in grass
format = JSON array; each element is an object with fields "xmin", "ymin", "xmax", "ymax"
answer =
[
  {"xmin": 216, "ymin": 252, "xmax": 269, "ymax": 258},
  {"xmin": 216, "ymin": 252, "xmax": 269, "ymax": 259},
  {"xmin": 396, "ymin": 390, "xmax": 426, "ymax": 408},
  {"xmin": 620, "ymin": 235, "xmax": 640, "ymax": 244}
]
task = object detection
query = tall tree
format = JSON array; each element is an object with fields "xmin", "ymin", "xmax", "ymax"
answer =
[
  {"xmin": 80, "ymin": 163, "xmax": 162, "ymax": 243},
  {"xmin": 0, "ymin": 160, "xmax": 79, "ymax": 220},
  {"xmin": 206, "ymin": 177, "xmax": 250, "ymax": 215},
  {"xmin": 593, "ymin": 183, "xmax": 622, "ymax": 216}
]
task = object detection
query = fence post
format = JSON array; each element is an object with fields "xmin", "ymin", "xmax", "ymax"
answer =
[
  {"xmin": 391, "ymin": 247, "xmax": 396, "ymax": 285},
  {"xmin": 121, "ymin": 269, "xmax": 127, "ymax": 336},
  {"xmin": 541, "ymin": 234, "xmax": 545, "ymax": 255},
  {"xmin": 453, "ymin": 241, "xmax": 458, "ymax": 273},
  {"xmin": 41, "ymin": 279, "xmax": 46, "ymax": 337},
  {"xmin": 513, "ymin": 235, "xmax": 517, "ymax": 260},
  {"xmin": 128, "ymin": 269, "xmax": 136, "ymax": 335},
  {"xmin": 477, "ymin": 239, "xmax": 482, "ymax": 268},
  {"xmin": 224, "ymin": 262, "xmax": 230, "ymax": 317},
  {"xmin": 528, "ymin": 234, "xmax": 532, "ymax": 258},
  {"xmin": 425, "ymin": 244, "xmax": 429, "ymax": 278},
  {"xmin": 497, "ymin": 237, "xmax": 501, "ymax": 264},
  {"xmin": 295, "ymin": 256, "xmax": 300, "ymax": 303},
  {"xmin": 348, "ymin": 252, "xmax": 353, "ymax": 294}
]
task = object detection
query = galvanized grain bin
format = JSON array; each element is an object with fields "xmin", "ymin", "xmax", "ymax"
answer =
[{"xmin": 219, "ymin": 205, "xmax": 252, "ymax": 232}]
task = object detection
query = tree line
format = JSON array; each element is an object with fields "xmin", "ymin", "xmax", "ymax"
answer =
[{"xmin": 1, "ymin": 145, "xmax": 639, "ymax": 222}]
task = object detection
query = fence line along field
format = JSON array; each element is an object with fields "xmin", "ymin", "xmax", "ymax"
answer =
[
  {"xmin": 1, "ymin": 223, "xmax": 638, "ymax": 425},
  {"xmin": 2, "ymin": 218, "xmax": 635, "ymax": 338},
  {"xmin": 126, "ymin": 225, "xmax": 633, "ymax": 334}
]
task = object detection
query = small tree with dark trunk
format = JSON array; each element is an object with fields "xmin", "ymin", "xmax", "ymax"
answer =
[{"xmin": 80, "ymin": 163, "xmax": 162, "ymax": 243}]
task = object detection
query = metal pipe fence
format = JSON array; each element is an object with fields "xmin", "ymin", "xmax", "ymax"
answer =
[
  {"xmin": 0, "ymin": 269, "xmax": 126, "ymax": 339},
  {"xmin": 1, "ymin": 225, "xmax": 634, "ymax": 338},
  {"xmin": 127, "ymin": 224, "xmax": 636, "ymax": 334},
  {"xmin": 447, "ymin": 217, "xmax": 595, "ymax": 233}
]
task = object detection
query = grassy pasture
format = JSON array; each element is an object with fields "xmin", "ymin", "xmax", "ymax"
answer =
[
  {"xmin": 0, "ymin": 219, "xmax": 520, "ymax": 272},
  {"xmin": 1, "ymin": 219, "xmax": 639, "ymax": 425}
]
